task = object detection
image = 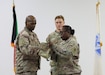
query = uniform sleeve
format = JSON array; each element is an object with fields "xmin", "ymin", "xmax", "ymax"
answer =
[
  {"xmin": 46, "ymin": 34, "xmax": 58, "ymax": 44},
  {"xmin": 18, "ymin": 35, "xmax": 40, "ymax": 56},
  {"xmin": 70, "ymin": 36, "xmax": 80, "ymax": 59},
  {"xmin": 46, "ymin": 34, "xmax": 50, "ymax": 43},
  {"xmin": 72, "ymin": 44, "xmax": 80, "ymax": 59},
  {"xmin": 52, "ymin": 44, "xmax": 71, "ymax": 58},
  {"xmin": 52, "ymin": 40, "xmax": 78, "ymax": 59}
]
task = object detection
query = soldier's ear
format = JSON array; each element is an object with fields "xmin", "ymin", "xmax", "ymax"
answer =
[
  {"xmin": 25, "ymin": 22, "xmax": 27, "ymax": 25},
  {"xmin": 25, "ymin": 22, "xmax": 28, "ymax": 27},
  {"xmin": 64, "ymin": 21, "xmax": 65, "ymax": 24}
]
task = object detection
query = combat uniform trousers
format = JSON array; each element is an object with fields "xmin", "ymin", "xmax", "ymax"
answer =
[
  {"xmin": 50, "ymin": 60, "xmax": 58, "ymax": 75},
  {"xmin": 51, "ymin": 66, "xmax": 58, "ymax": 75},
  {"xmin": 58, "ymin": 73, "xmax": 81, "ymax": 75},
  {"xmin": 71, "ymin": 73, "xmax": 81, "ymax": 75},
  {"xmin": 16, "ymin": 71, "xmax": 37, "ymax": 75}
]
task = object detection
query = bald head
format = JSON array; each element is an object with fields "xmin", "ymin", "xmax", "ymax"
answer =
[
  {"xmin": 25, "ymin": 15, "xmax": 36, "ymax": 31},
  {"xmin": 25, "ymin": 15, "xmax": 36, "ymax": 23}
]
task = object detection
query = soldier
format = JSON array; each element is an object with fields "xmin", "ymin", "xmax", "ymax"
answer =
[
  {"xmin": 49, "ymin": 25, "xmax": 82, "ymax": 75},
  {"xmin": 46, "ymin": 15, "xmax": 65, "ymax": 75},
  {"xmin": 15, "ymin": 15, "xmax": 40, "ymax": 75}
]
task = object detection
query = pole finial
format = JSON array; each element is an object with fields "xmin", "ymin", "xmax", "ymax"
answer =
[
  {"xmin": 13, "ymin": 0, "xmax": 15, "ymax": 7},
  {"xmin": 96, "ymin": 0, "xmax": 100, "ymax": 7}
]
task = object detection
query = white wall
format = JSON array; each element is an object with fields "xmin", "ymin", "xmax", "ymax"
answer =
[{"xmin": 0, "ymin": 0, "xmax": 105, "ymax": 75}]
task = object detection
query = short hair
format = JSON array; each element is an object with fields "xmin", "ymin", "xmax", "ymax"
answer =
[
  {"xmin": 55, "ymin": 15, "xmax": 65, "ymax": 21},
  {"xmin": 25, "ymin": 15, "xmax": 35, "ymax": 23},
  {"xmin": 63, "ymin": 25, "xmax": 75, "ymax": 35}
]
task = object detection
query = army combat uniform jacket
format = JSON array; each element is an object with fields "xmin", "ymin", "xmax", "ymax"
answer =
[
  {"xmin": 46, "ymin": 31, "xmax": 63, "ymax": 64},
  {"xmin": 46, "ymin": 31, "xmax": 63, "ymax": 75},
  {"xmin": 52, "ymin": 36, "xmax": 82, "ymax": 75},
  {"xmin": 15, "ymin": 27, "xmax": 40, "ymax": 74}
]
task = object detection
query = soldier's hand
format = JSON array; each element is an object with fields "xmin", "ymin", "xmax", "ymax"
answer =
[{"xmin": 30, "ymin": 48, "xmax": 39, "ymax": 55}]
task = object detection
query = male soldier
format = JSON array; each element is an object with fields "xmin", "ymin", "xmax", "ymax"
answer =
[
  {"xmin": 15, "ymin": 15, "xmax": 40, "ymax": 75},
  {"xmin": 49, "ymin": 25, "xmax": 82, "ymax": 75},
  {"xmin": 46, "ymin": 15, "xmax": 65, "ymax": 75}
]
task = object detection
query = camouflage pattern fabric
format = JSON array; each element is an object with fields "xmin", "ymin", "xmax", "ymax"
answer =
[
  {"xmin": 39, "ymin": 42, "xmax": 51, "ymax": 60},
  {"xmin": 52, "ymin": 36, "xmax": 82, "ymax": 75},
  {"xmin": 15, "ymin": 27, "xmax": 40, "ymax": 74},
  {"xmin": 58, "ymin": 73, "xmax": 81, "ymax": 75},
  {"xmin": 46, "ymin": 31, "xmax": 63, "ymax": 75},
  {"xmin": 16, "ymin": 71, "xmax": 37, "ymax": 75}
]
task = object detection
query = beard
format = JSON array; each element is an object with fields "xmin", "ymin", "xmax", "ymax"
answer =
[{"xmin": 29, "ymin": 27, "xmax": 35, "ymax": 31}]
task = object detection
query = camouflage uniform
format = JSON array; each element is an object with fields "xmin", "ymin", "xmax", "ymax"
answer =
[
  {"xmin": 52, "ymin": 36, "xmax": 82, "ymax": 75},
  {"xmin": 39, "ymin": 42, "xmax": 51, "ymax": 60},
  {"xmin": 15, "ymin": 27, "xmax": 40, "ymax": 75},
  {"xmin": 46, "ymin": 31, "xmax": 63, "ymax": 75}
]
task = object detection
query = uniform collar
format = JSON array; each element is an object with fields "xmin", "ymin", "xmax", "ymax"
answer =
[{"xmin": 55, "ymin": 30, "xmax": 60, "ymax": 34}]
